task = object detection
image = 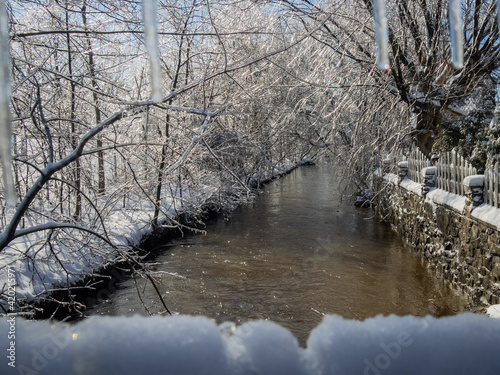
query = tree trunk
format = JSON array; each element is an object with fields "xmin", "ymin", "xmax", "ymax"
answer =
[
  {"xmin": 66, "ymin": 5, "xmax": 81, "ymax": 220},
  {"xmin": 82, "ymin": 2, "xmax": 105, "ymax": 196},
  {"xmin": 414, "ymin": 105, "xmax": 441, "ymax": 157}
]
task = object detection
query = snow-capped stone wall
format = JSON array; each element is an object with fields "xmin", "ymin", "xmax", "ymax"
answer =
[{"xmin": 375, "ymin": 174, "xmax": 500, "ymax": 306}]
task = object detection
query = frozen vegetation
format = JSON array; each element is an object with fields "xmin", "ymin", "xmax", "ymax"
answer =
[{"xmin": 0, "ymin": 3, "xmax": 500, "ymax": 371}]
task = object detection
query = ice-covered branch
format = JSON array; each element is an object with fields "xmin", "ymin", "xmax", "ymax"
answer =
[
  {"xmin": 162, "ymin": 113, "xmax": 216, "ymax": 177},
  {"xmin": 202, "ymin": 138, "xmax": 251, "ymax": 195}
]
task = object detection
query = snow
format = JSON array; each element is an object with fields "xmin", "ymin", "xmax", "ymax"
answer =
[
  {"xmin": 471, "ymin": 204, "xmax": 500, "ymax": 230},
  {"xmin": 463, "ymin": 174, "xmax": 484, "ymax": 187},
  {"xmin": 382, "ymin": 175, "xmax": 423, "ymax": 196},
  {"xmin": 383, "ymin": 172, "xmax": 399, "ymax": 185},
  {"xmin": 487, "ymin": 304, "xmax": 500, "ymax": 319},
  {"xmin": 447, "ymin": 104, "xmax": 470, "ymax": 117},
  {"xmin": 386, "ymin": 171, "xmax": 500, "ymax": 229},
  {"xmin": 425, "ymin": 188, "xmax": 466, "ymax": 213},
  {"xmin": 399, "ymin": 178, "xmax": 422, "ymax": 195},
  {"xmin": 421, "ymin": 166, "xmax": 436, "ymax": 176},
  {"xmin": 0, "ymin": 197, "xmax": 177, "ymax": 309},
  {"xmin": 463, "ymin": 175, "xmax": 485, "ymax": 188},
  {"xmin": 1, "ymin": 313, "xmax": 499, "ymax": 374}
]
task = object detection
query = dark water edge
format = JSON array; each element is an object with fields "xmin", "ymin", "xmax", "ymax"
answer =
[{"xmin": 85, "ymin": 163, "xmax": 471, "ymax": 345}]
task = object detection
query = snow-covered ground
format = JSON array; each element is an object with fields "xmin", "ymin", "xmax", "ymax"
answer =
[{"xmin": 1, "ymin": 313, "xmax": 499, "ymax": 374}]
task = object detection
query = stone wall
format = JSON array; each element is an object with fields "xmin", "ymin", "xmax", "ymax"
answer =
[{"xmin": 375, "ymin": 175, "xmax": 500, "ymax": 306}]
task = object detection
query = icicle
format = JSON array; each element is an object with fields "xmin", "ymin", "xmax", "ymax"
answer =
[
  {"xmin": 372, "ymin": 0, "xmax": 390, "ymax": 70},
  {"xmin": 449, "ymin": 0, "xmax": 463, "ymax": 69},
  {"xmin": 142, "ymin": 0, "xmax": 162, "ymax": 102},
  {"xmin": 498, "ymin": 0, "xmax": 500, "ymax": 40},
  {"xmin": 0, "ymin": 0, "xmax": 16, "ymax": 206}
]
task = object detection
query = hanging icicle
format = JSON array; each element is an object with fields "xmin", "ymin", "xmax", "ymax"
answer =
[
  {"xmin": 449, "ymin": 0, "xmax": 464, "ymax": 69},
  {"xmin": 0, "ymin": 0, "xmax": 16, "ymax": 206},
  {"xmin": 142, "ymin": 0, "xmax": 162, "ymax": 102},
  {"xmin": 372, "ymin": 0, "xmax": 390, "ymax": 70},
  {"xmin": 498, "ymin": 0, "xmax": 500, "ymax": 39}
]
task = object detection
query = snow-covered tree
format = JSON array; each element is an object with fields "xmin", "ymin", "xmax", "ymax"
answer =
[{"xmin": 280, "ymin": 0, "xmax": 500, "ymax": 157}]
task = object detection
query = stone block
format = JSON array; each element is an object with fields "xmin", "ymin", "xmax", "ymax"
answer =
[
  {"xmin": 492, "ymin": 244, "xmax": 500, "ymax": 256},
  {"xmin": 471, "ymin": 224, "xmax": 480, "ymax": 239},
  {"xmin": 482, "ymin": 275, "xmax": 491, "ymax": 289},
  {"xmin": 397, "ymin": 161, "xmax": 408, "ymax": 181},
  {"xmin": 421, "ymin": 167, "xmax": 436, "ymax": 195},
  {"xmin": 479, "ymin": 266, "xmax": 489, "ymax": 276},
  {"xmin": 463, "ymin": 175, "xmax": 485, "ymax": 209},
  {"xmin": 483, "ymin": 254, "xmax": 492, "ymax": 268},
  {"xmin": 492, "ymin": 264, "xmax": 500, "ymax": 281}
]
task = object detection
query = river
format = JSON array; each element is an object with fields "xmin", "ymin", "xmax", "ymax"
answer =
[{"xmin": 87, "ymin": 163, "xmax": 469, "ymax": 344}]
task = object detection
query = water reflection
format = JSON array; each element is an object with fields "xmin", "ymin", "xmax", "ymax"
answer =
[{"xmin": 88, "ymin": 163, "xmax": 469, "ymax": 345}]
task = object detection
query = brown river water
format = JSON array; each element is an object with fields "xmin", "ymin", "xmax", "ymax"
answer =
[{"xmin": 87, "ymin": 163, "xmax": 469, "ymax": 344}]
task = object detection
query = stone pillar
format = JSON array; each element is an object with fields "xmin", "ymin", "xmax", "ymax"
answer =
[
  {"xmin": 421, "ymin": 167, "xmax": 436, "ymax": 196},
  {"xmin": 397, "ymin": 161, "xmax": 408, "ymax": 182},
  {"xmin": 463, "ymin": 175, "xmax": 484, "ymax": 214},
  {"xmin": 431, "ymin": 154, "xmax": 440, "ymax": 166}
]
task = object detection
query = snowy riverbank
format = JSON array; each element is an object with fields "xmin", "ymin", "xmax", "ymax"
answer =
[{"xmin": 1, "ymin": 313, "xmax": 500, "ymax": 374}]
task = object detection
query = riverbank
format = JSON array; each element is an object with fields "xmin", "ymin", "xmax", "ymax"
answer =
[{"xmin": 0, "ymin": 158, "xmax": 314, "ymax": 316}]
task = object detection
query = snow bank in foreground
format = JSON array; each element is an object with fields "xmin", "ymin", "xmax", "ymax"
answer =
[{"xmin": 1, "ymin": 313, "xmax": 499, "ymax": 374}]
